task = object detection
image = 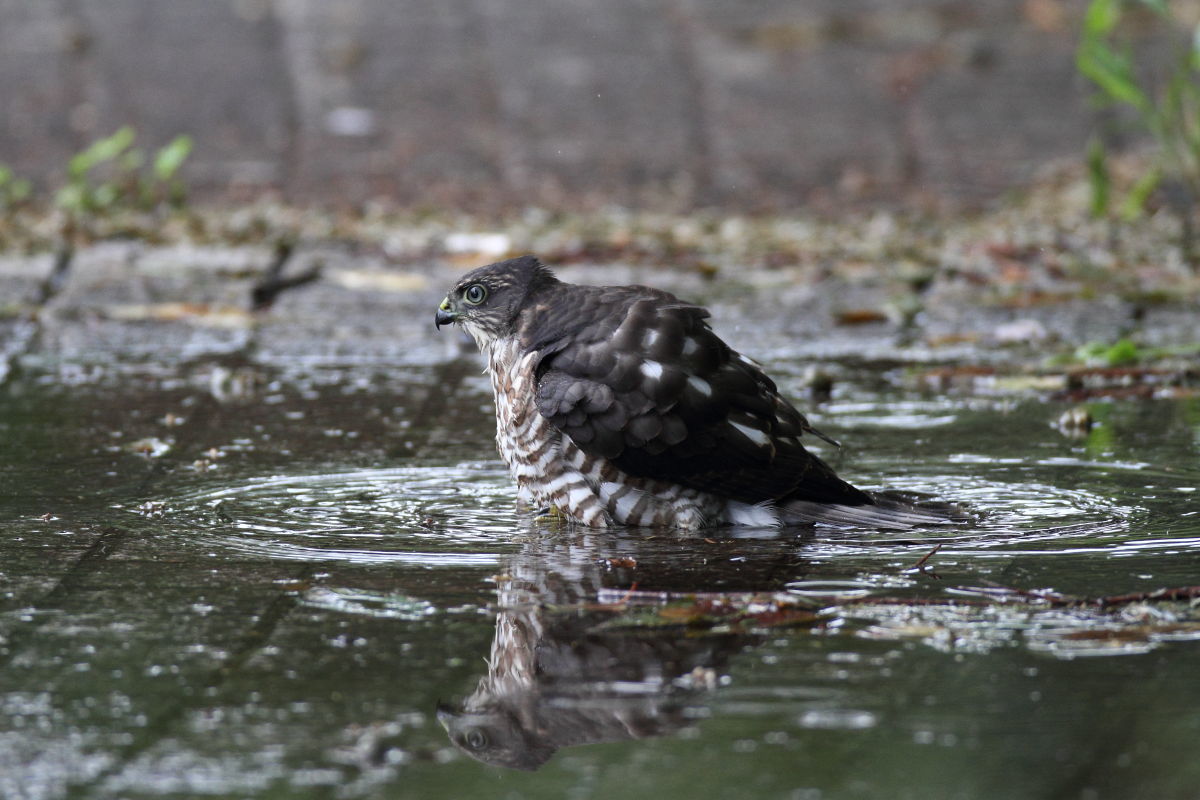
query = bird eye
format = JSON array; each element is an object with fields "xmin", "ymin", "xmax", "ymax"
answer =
[
  {"xmin": 463, "ymin": 284, "xmax": 487, "ymax": 305},
  {"xmin": 465, "ymin": 729, "xmax": 489, "ymax": 750}
]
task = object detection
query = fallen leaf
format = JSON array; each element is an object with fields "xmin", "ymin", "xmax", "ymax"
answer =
[{"xmin": 835, "ymin": 309, "xmax": 889, "ymax": 325}]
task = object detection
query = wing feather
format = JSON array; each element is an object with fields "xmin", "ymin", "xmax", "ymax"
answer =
[{"xmin": 531, "ymin": 287, "xmax": 870, "ymax": 506}]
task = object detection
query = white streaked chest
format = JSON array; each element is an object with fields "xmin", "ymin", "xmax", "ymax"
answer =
[{"xmin": 485, "ymin": 339, "xmax": 558, "ymax": 488}]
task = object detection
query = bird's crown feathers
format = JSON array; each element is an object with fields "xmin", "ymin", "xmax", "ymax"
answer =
[{"xmin": 451, "ymin": 255, "xmax": 559, "ymax": 297}]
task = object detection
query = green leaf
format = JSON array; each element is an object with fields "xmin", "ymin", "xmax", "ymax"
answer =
[
  {"xmin": 1103, "ymin": 338, "xmax": 1140, "ymax": 366},
  {"xmin": 1086, "ymin": 136, "xmax": 1111, "ymax": 217},
  {"xmin": 93, "ymin": 183, "xmax": 119, "ymax": 210},
  {"xmin": 55, "ymin": 183, "xmax": 87, "ymax": 212},
  {"xmin": 1077, "ymin": 40, "xmax": 1150, "ymax": 111},
  {"xmin": 1121, "ymin": 166, "xmax": 1162, "ymax": 219},
  {"xmin": 1075, "ymin": 341, "xmax": 1109, "ymax": 364},
  {"xmin": 67, "ymin": 151, "xmax": 91, "ymax": 180},
  {"xmin": 153, "ymin": 135, "xmax": 193, "ymax": 182},
  {"xmin": 1082, "ymin": 0, "xmax": 1121, "ymax": 38},
  {"xmin": 1075, "ymin": 338, "xmax": 1141, "ymax": 367},
  {"xmin": 70, "ymin": 126, "xmax": 136, "ymax": 176},
  {"xmin": 0, "ymin": 165, "xmax": 11, "ymax": 186},
  {"xmin": 97, "ymin": 126, "xmax": 136, "ymax": 159}
]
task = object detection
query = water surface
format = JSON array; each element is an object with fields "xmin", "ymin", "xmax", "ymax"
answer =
[{"xmin": 2, "ymin": 356, "xmax": 1198, "ymax": 799}]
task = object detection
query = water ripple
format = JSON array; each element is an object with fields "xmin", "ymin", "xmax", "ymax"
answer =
[{"xmin": 141, "ymin": 465, "xmax": 520, "ymax": 565}]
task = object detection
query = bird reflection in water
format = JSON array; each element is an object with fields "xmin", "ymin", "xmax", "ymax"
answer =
[{"xmin": 437, "ymin": 525, "xmax": 812, "ymax": 770}]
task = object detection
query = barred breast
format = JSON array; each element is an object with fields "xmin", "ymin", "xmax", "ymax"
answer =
[{"xmin": 486, "ymin": 337, "xmax": 735, "ymax": 529}]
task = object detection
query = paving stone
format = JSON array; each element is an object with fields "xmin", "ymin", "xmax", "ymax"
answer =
[{"xmin": 0, "ymin": 0, "xmax": 1118, "ymax": 207}]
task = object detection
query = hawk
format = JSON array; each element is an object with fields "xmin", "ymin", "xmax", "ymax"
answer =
[{"xmin": 435, "ymin": 255, "xmax": 933, "ymax": 530}]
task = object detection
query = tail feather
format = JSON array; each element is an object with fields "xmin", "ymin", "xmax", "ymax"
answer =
[{"xmin": 782, "ymin": 492, "xmax": 966, "ymax": 531}]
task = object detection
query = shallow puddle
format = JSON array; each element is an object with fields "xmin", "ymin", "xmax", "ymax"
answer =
[{"xmin": 2, "ymin": 356, "xmax": 1199, "ymax": 799}]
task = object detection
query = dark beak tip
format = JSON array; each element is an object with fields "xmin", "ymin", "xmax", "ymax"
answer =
[{"xmin": 434, "ymin": 308, "xmax": 456, "ymax": 330}]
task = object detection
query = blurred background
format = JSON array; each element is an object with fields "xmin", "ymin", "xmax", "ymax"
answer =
[{"xmin": 0, "ymin": 0, "xmax": 1143, "ymax": 213}]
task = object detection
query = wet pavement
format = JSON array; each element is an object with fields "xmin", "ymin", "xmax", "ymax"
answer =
[{"xmin": 2, "ymin": 242, "xmax": 1200, "ymax": 798}]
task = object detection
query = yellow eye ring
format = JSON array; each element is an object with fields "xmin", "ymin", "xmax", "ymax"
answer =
[{"xmin": 463, "ymin": 284, "xmax": 487, "ymax": 305}]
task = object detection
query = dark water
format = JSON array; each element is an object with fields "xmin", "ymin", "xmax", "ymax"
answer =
[{"xmin": 2, "ymin": 356, "xmax": 1199, "ymax": 800}]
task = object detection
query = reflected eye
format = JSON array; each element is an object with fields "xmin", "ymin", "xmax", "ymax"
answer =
[
  {"xmin": 463, "ymin": 284, "xmax": 487, "ymax": 305},
  {"xmin": 465, "ymin": 729, "xmax": 489, "ymax": 750}
]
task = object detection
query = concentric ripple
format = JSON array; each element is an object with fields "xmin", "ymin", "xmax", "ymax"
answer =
[
  {"xmin": 127, "ymin": 445, "xmax": 1200, "ymax": 568},
  {"xmin": 142, "ymin": 464, "xmax": 522, "ymax": 566},
  {"xmin": 818, "ymin": 450, "xmax": 1200, "ymax": 558},
  {"xmin": 122, "ymin": 447, "xmax": 1200, "ymax": 659}
]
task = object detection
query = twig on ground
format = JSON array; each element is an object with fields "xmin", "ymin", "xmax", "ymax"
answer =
[
  {"xmin": 251, "ymin": 239, "xmax": 322, "ymax": 310},
  {"xmin": 908, "ymin": 543, "xmax": 943, "ymax": 578}
]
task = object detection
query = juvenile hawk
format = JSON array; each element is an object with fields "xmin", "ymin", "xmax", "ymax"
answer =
[{"xmin": 435, "ymin": 256, "xmax": 927, "ymax": 529}]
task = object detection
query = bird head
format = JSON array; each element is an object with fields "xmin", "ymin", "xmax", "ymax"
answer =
[
  {"xmin": 434, "ymin": 255, "xmax": 558, "ymax": 348},
  {"xmin": 436, "ymin": 700, "xmax": 557, "ymax": 771}
]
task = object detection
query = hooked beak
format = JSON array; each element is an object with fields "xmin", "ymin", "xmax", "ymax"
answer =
[
  {"xmin": 435, "ymin": 699, "xmax": 458, "ymax": 729},
  {"xmin": 434, "ymin": 297, "xmax": 457, "ymax": 330}
]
